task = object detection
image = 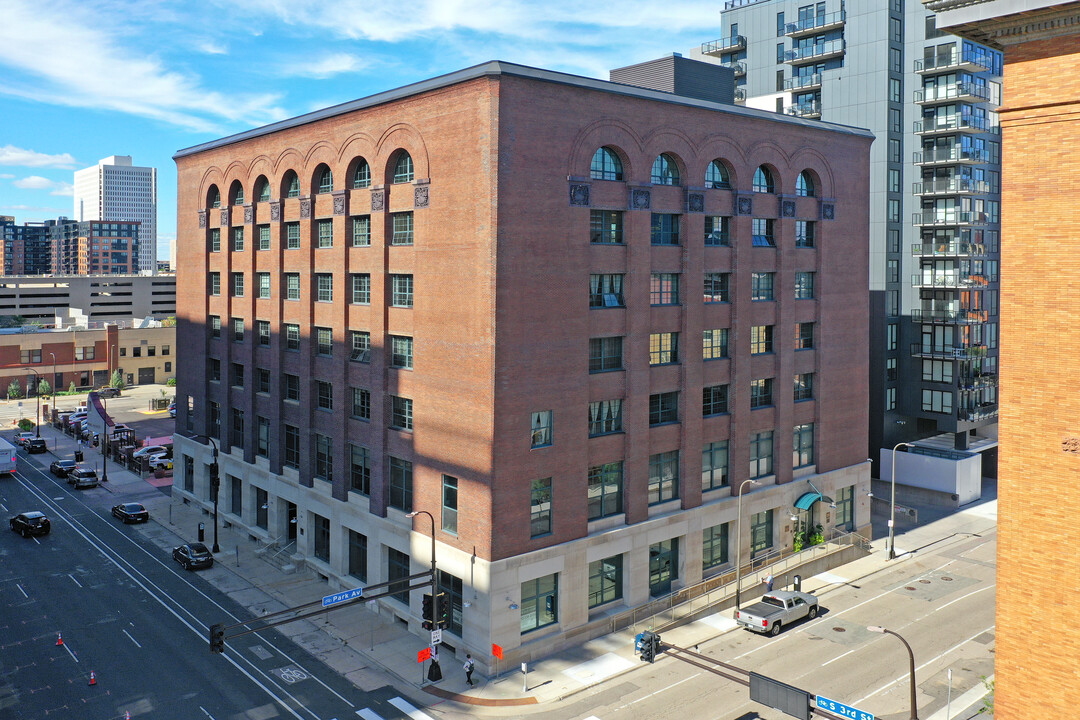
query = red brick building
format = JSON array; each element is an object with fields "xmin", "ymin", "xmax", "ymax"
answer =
[{"xmin": 173, "ymin": 61, "xmax": 872, "ymax": 665}]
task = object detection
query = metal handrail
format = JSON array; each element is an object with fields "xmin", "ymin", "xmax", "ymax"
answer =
[
  {"xmin": 785, "ymin": 10, "xmax": 846, "ymax": 35},
  {"xmin": 784, "ymin": 39, "xmax": 845, "ymax": 62},
  {"xmin": 701, "ymin": 35, "xmax": 747, "ymax": 55},
  {"xmin": 607, "ymin": 530, "xmax": 869, "ymax": 634}
]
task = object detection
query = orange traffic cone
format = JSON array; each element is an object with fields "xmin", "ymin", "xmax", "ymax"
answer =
[
  {"xmin": 88, "ymin": 671, "xmax": 96, "ymax": 686},
  {"xmin": 124, "ymin": 711, "xmax": 131, "ymax": 719},
  {"xmin": 56, "ymin": 633, "xmax": 63, "ymax": 646}
]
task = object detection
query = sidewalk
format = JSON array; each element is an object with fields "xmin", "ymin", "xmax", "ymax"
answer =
[{"xmin": 25, "ymin": 423, "xmax": 999, "ymax": 715}]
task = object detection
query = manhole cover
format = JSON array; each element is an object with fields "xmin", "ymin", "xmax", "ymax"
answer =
[
  {"xmin": 833, "ymin": 627, "xmax": 846, "ymax": 632},
  {"xmin": 919, "ymin": 579, "xmax": 932, "ymax": 584},
  {"xmin": 904, "ymin": 586, "xmax": 917, "ymax": 591},
  {"xmin": 942, "ymin": 577, "xmax": 953, "ymax": 581}
]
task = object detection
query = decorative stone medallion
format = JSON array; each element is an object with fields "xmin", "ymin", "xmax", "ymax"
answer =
[
  {"xmin": 332, "ymin": 190, "xmax": 347, "ymax": 216},
  {"xmin": 269, "ymin": 201, "xmax": 281, "ymax": 222},
  {"xmin": 414, "ymin": 185, "xmax": 430, "ymax": 209},
  {"xmin": 371, "ymin": 188, "xmax": 386, "ymax": 213},
  {"xmin": 243, "ymin": 205, "xmax": 253, "ymax": 224},
  {"xmin": 781, "ymin": 199, "xmax": 797, "ymax": 218},
  {"xmin": 630, "ymin": 188, "xmax": 651, "ymax": 210},
  {"xmin": 198, "ymin": 210, "xmax": 207, "ymax": 229},
  {"xmin": 821, "ymin": 201, "xmax": 836, "ymax": 221},
  {"xmin": 736, "ymin": 194, "xmax": 753, "ymax": 215},
  {"xmin": 687, "ymin": 192, "xmax": 705, "ymax": 213},
  {"xmin": 299, "ymin": 197, "xmax": 311, "ymax": 219},
  {"xmin": 569, "ymin": 183, "xmax": 590, "ymax": 207},
  {"xmin": 220, "ymin": 209, "xmax": 230, "ymax": 227}
]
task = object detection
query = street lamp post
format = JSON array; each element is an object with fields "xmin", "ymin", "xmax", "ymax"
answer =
[
  {"xmin": 734, "ymin": 478, "xmax": 760, "ymax": 609},
  {"xmin": 191, "ymin": 433, "xmax": 221, "ymax": 553},
  {"xmin": 867, "ymin": 625, "xmax": 919, "ymax": 720},
  {"xmin": 26, "ymin": 368, "xmax": 41, "ymax": 437},
  {"xmin": 889, "ymin": 442, "xmax": 916, "ymax": 560}
]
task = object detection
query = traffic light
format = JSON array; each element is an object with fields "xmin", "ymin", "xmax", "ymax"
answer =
[
  {"xmin": 421, "ymin": 593, "xmax": 434, "ymax": 631},
  {"xmin": 209, "ymin": 462, "xmax": 220, "ymax": 497},
  {"xmin": 639, "ymin": 631, "xmax": 661, "ymax": 663},
  {"xmin": 435, "ymin": 593, "xmax": 449, "ymax": 627},
  {"xmin": 209, "ymin": 623, "xmax": 225, "ymax": 653}
]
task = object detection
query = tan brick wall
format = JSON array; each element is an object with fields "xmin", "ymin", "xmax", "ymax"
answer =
[{"xmin": 995, "ymin": 34, "xmax": 1080, "ymax": 719}]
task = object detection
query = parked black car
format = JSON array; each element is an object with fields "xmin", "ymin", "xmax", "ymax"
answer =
[
  {"xmin": 50, "ymin": 459, "xmax": 78, "ymax": 477},
  {"xmin": 10, "ymin": 512, "xmax": 50, "ymax": 537},
  {"xmin": 173, "ymin": 543, "xmax": 214, "ymax": 570},
  {"xmin": 25, "ymin": 438, "xmax": 47, "ymax": 454},
  {"xmin": 97, "ymin": 387, "xmax": 121, "ymax": 398},
  {"xmin": 68, "ymin": 467, "xmax": 99, "ymax": 489},
  {"xmin": 111, "ymin": 503, "xmax": 149, "ymax": 524}
]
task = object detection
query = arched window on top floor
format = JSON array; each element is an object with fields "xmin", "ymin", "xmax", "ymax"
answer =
[
  {"xmin": 753, "ymin": 166, "xmax": 775, "ymax": 194},
  {"xmin": 230, "ymin": 180, "xmax": 244, "ymax": 206},
  {"xmin": 796, "ymin": 171, "xmax": 816, "ymax": 197},
  {"xmin": 651, "ymin": 153, "xmax": 680, "ymax": 186},
  {"xmin": 353, "ymin": 159, "xmax": 371, "ymax": 189},
  {"xmin": 283, "ymin": 170, "xmax": 300, "ymax": 198},
  {"xmin": 392, "ymin": 151, "xmax": 414, "ymax": 184},
  {"xmin": 705, "ymin": 160, "xmax": 731, "ymax": 190},
  {"xmin": 316, "ymin": 165, "xmax": 333, "ymax": 194},
  {"xmin": 207, "ymin": 186, "xmax": 221, "ymax": 209},
  {"xmin": 590, "ymin": 147, "xmax": 623, "ymax": 181},
  {"xmin": 254, "ymin": 176, "xmax": 271, "ymax": 202}
]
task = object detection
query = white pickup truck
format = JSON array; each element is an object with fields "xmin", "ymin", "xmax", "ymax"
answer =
[{"xmin": 734, "ymin": 590, "xmax": 819, "ymax": 636}]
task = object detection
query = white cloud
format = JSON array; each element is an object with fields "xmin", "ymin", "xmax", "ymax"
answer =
[
  {"xmin": 0, "ymin": 1, "xmax": 288, "ymax": 132},
  {"xmin": 50, "ymin": 181, "xmax": 74, "ymax": 197},
  {"xmin": 284, "ymin": 53, "xmax": 368, "ymax": 79},
  {"xmin": 0, "ymin": 173, "xmax": 13, "ymax": 179},
  {"xmin": 198, "ymin": 40, "xmax": 228, "ymax": 55},
  {"xmin": 12, "ymin": 176, "xmax": 73, "ymax": 195},
  {"xmin": 0, "ymin": 145, "xmax": 78, "ymax": 168}
]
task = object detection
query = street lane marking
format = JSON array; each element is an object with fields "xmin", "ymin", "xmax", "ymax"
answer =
[
  {"xmin": 16, "ymin": 584, "xmax": 27, "ymax": 598},
  {"xmin": 199, "ymin": 706, "xmax": 217, "ymax": 720},
  {"xmin": 68, "ymin": 574, "xmax": 82, "ymax": 587},
  {"xmin": 854, "ymin": 624, "xmax": 995, "ymax": 706},
  {"xmin": 63, "ymin": 641, "xmax": 79, "ymax": 663},
  {"xmin": 388, "ymin": 697, "xmax": 435, "ymax": 720},
  {"xmin": 926, "ymin": 584, "xmax": 994, "ymax": 617},
  {"xmin": 820, "ymin": 647, "xmax": 858, "ymax": 667},
  {"xmin": 614, "ymin": 673, "xmax": 701, "ymax": 711},
  {"xmin": 122, "ymin": 629, "xmax": 142, "ymax": 647},
  {"xmin": 356, "ymin": 710, "xmax": 384, "ymax": 720},
  {"xmin": 31, "ymin": 536, "xmax": 40, "ymax": 545}
]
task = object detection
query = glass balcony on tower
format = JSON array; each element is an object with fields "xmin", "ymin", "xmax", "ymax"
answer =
[
  {"xmin": 912, "ymin": 210, "xmax": 990, "ymax": 226},
  {"xmin": 915, "ymin": 83, "xmax": 992, "ymax": 104},
  {"xmin": 912, "ymin": 177, "xmax": 992, "ymax": 196},
  {"xmin": 721, "ymin": 61, "xmax": 746, "ymax": 78},
  {"xmin": 914, "ymin": 114, "xmax": 996, "ymax": 136},
  {"xmin": 783, "ymin": 73, "xmax": 823, "ymax": 92},
  {"xmin": 785, "ymin": 100, "xmax": 822, "ymax": 119},
  {"xmin": 784, "ymin": 39, "xmax": 845, "ymax": 65},
  {"xmin": 911, "ymin": 270, "xmax": 996, "ymax": 288},
  {"xmin": 911, "ymin": 239, "xmax": 994, "ymax": 257},
  {"xmin": 701, "ymin": 35, "xmax": 747, "ymax": 56},
  {"xmin": 910, "ymin": 343, "xmax": 989, "ymax": 360},
  {"xmin": 911, "ymin": 308, "xmax": 989, "ymax": 325},
  {"xmin": 915, "ymin": 48, "xmax": 995, "ymax": 75},
  {"xmin": 785, "ymin": 11, "xmax": 846, "ymax": 38},
  {"xmin": 913, "ymin": 145, "xmax": 991, "ymax": 165}
]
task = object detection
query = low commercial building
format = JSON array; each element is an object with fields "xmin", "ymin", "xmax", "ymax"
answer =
[{"xmin": 0, "ymin": 274, "xmax": 176, "ymax": 324}]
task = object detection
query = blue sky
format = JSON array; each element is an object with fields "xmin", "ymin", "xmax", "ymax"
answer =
[{"xmin": 0, "ymin": 0, "xmax": 724, "ymax": 261}]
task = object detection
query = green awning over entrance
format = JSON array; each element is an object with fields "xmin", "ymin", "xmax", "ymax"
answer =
[{"xmin": 794, "ymin": 492, "xmax": 822, "ymax": 510}]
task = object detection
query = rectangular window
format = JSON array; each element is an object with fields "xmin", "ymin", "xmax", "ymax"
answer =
[
  {"xmin": 588, "ymin": 555, "xmax": 623, "ymax": 608},
  {"xmin": 441, "ymin": 475, "xmax": 459, "ymax": 534},
  {"xmin": 232, "ymin": 318, "xmax": 244, "ymax": 342},
  {"xmin": 314, "ymin": 433, "xmax": 332, "ymax": 481},
  {"xmin": 317, "ymin": 380, "xmax": 333, "ymax": 411},
  {"xmin": 350, "ymin": 331, "xmax": 371, "ymax": 363},
  {"xmin": 650, "ymin": 273, "xmax": 679, "ymax": 305},
  {"xmin": 209, "ymin": 228, "xmax": 220, "ymax": 253},
  {"xmin": 350, "ymin": 444, "xmax": 371, "ymax": 495},
  {"xmin": 257, "ymin": 416, "xmax": 270, "ymax": 457},
  {"xmin": 285, "ymin": 222, "xmax": 300, "ymax": 249},
  {"xmin": 283, "ymin": 374, "xmax": 300, "ymax": 401},
  {"xmin": 530, "ymin": 410, "xmax": 553, "ymax": 447},
  {"xmin": 349, "ymin": 530, "xmax": 368, "ymax": 582},
  {"xmin": 232, "ymin": 226, "xmax": 245, "ymax": 252},
  {"xmin": 316, "ymin": 219, "xmax": 333, "ymax": 248},
  {"xmin": 703, "ymin": 384, "xmax": 728, "ymax": 416},
  {"xmin": 284, "ymin": 323, "xmax": 300, "ymax": 351},
  {"xmin": 795, "ymin": 322, "xmax": 815, "ymax": 350},
  {"xmin": 208, "ymin": 358, "xmax": 221, "ymax": 382},
  {"xmin": 351, "ymin": 274, "xmax": 370, "ymax": 304},
  {"xmin": 285, "ymin": 273, "xmax": 300, "ymax": 300},
  {"xmin": 391, "ymin": 274, "xmax": 413, "ymax": 307},
  {"xmin": 702, "ymin": 441, "xmax": 729, "ymax": 491},
  {"xmin": 751, "ymin": 272, "xmax": 775, "ymax": 301},
  {"xmin": 256, "ymin": 272, "xmax": 271, "ymax": 299},
  {"xmin": 588, "ymin": 399, "xmax": 623, "ymax": 437},
  {"xmin": 316, "ymin": 273, "xmax": 333, "ymax": 302},
  {"xmin": 590, "ymin": 210, "xmax": 623, "ymax": 244},
  {"xmin": 649, "ymin": 332, "xmax": 679, "ymax": 365},
  {"xmin": 651, "ymin": 213, "xmax": 680, "ymax": 245},
  {"xmin": 530, "ymin": 477, "xmax": 552, "ymax": 537},
  {"xmin": 887, "ymin": 358, "xmax": 899, "ymax": 382},
  {"xmin": 921, "ymin": 389, "xmax": 954, "ymax": 414},
  {"xmin": 793, "ymin": 422, "xmax": 815, "ymax": 468},
  {"xmin": 257, "ymin": 320, "xmax": 270, "ymax": 346},
  {"xmin": 888, "ymin": 323, "xmax": 898, "ymax": 351},
  {"xmin": 705, "ymin": 215, "xmax": 730, "ymax": 246},
  {"xmin": 388, "ymin": 456, "xmax": 413, "ymax": 511},
  {"xmin": 795, "ymin": 372, "xmax": 814, "ymax": 401},
  {"xmin": 587, "ymin": 462, "xmax": 623, "ymax": 520},
  {"xmin": 589, "ymin": 274, "xmax": 625, "ymax": 308},
  {"xmin": 795, "ymin": 271, "xmax": 815, "ymax": 299},
  {"xmin": 749, "ymin": 431, "xmax": 774, "ymax": 479},
  {"xmin": 648, "ymin": 450, "xmax": 679, "ymax": 505},
  {"xmin": 703, "ymin": 523, "xmax": 729, "ymax": 570},
  {"xmin": 258, "ymin": 224, "xmax": 270, "ymax": 250},
  {"xmin": 750, "ymin": 378, "xmax": 774, "ymax": 408},
  {"xmin": 589, "ymin": 336, "xmax": 623, "ymax": 372},
  {"xmin": 520, "ymin": 574, "xmax": 558, "ymax": 634},
  {"xmin": 649, "ymin": 391, "xmax": 679, "ymax": 426},
  {"xmin": 256, "ymin": 368, "xmax": 270, "ymax": 394},
  {"xmin": 351, "ymin": 387, "xmax": 371, "ymax": 420},
  {"xmin": 230, "ymin": 408, "xmax": 244, "ymax": 449},
  {"xmin": 795, "ymin": 220, "xmax": 815, "ymax": 248},
  {"xmin": 316, "ymin": 327, "xmax": 332, "ymax": 356},
  {"xmin": 390, "ymin": 335, "xmax": 413, "ymax": 369},
  {"xmin": 387, "ymin": 548, "xmax": 411, "ymax": 604},
  {"xmin": 704, "ymin": 273, "xmax": 730, "ymax": 303},
  {"xmin": 352, "ymin": 215, "xmax": 371, "ymax": 246},
  {"xmin": 208, "ymin": 272, "xmax": 220, "ymax": 296},
  {"xmin": 750, "ymin": 509, "xmax": 774, "ymax": 556},
  {"xmin": 231, "ymin": 362, "xmax": 245, "ymax": 388},
  {"xmin": 391, "ymin": 212, "xmax": 413, "ymax": 245},
  {"xmin": 232, "ymin": 272, "xmax": 244, "ymax": 297},
  {"xmin": 704, "ymin": 328, "xmax": 729, "ymax": 360},
  {"xmin": 750, "ymin": 325, "xmax": 774, "ymax": 354},
  {"xmin": 391, "ymin": 396, "xmax": 413, "ymax": 431},
  {"xmin": 209, "ymin": 402, "xmax": 221, "ymax": 440},
  {"xmin": 886, "ymin": 387, "xmax": 897, "ymax": 411},
  {"xmin": 752, "ymin": 218, "xmax": 775, "ymax": 247}
]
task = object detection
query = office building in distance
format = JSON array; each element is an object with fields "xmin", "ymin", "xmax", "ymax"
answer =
[
  {"xmin": 74, "ymin": 155, "xmax": 158, "ymax": 274},
  {"xmin": 0, "ymin": 216, "xmax": 56, "ymax": 275}
]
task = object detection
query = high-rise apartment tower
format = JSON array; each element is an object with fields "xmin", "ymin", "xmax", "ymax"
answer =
[{"xmin": 74, "ymin": 155, "xmax": 157, "ymax": 274}]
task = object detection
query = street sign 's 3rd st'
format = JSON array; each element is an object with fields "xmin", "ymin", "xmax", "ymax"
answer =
[{"xmin": 816, "ymin": 696, "xmax": 874, "ymax": 720}]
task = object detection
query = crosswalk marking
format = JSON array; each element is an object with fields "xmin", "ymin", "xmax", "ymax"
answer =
[
  {"xmin": 355, "ymin": 709, "xmax": 383, "ymax": 720},
  {"xmin": 388, "ymin": 697, "xmax": 436, "ymax": 720}
]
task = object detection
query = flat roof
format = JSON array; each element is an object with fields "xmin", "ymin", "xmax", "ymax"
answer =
[{"xmin": 174, "ymin": 60, "xmax": 873, "ymax": 159}]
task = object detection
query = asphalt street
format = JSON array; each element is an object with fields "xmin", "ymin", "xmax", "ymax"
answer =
[{"xmin": 0, "ymin": 446, "xmax": 430, "ymax": 720}]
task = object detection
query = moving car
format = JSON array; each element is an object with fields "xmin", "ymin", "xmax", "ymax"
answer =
[
  {"xmin": 25, "ymin": 438, "xmax": 47, "ymax": 454},
  {"xmin": 14, "ymin": 432, "xmax": 35, "ymax": 447},
  {"xmin": 734, "ymin": 591, "xmax": 819, "ymax": 636},
  {"xmin": 50, "ymin": 459, "xmax": 77, "ymax": 477},
  {"xmin": 10, "ymin": 511, "xmax": 50, "ymax": 537},
  {"xmin": 173, "ymin": 543, "xmax": 214, "ymax": 570},
  {"xmin": 111, "ymin": 503, "xmax": 149, "ymax": 524},
  {"xmin": 168, "ymin": 401, "xmax": 176, "ymax": 418},
  {"xmin": 147, "ymin": 453, "xmax": 173, "ymax": 471},
  {"xmin": 97, "ymin": 387, "xmax": 121, "ymax": 398},
  {"xmin": 132, "ymin": 445, "xmax": 169, "ymax": 459},
  {"xmin": 68, "ymin": 467, "xmax": 99, "ymax": 489}
]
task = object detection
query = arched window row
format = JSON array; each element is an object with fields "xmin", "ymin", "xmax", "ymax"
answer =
[
  {"xmin": 202, "ymin": 150, "xmax": 416, "ymax": 209},
  {"xmin": 587, "ymin": 147, "xmax": 822, "ymax": 197}
]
